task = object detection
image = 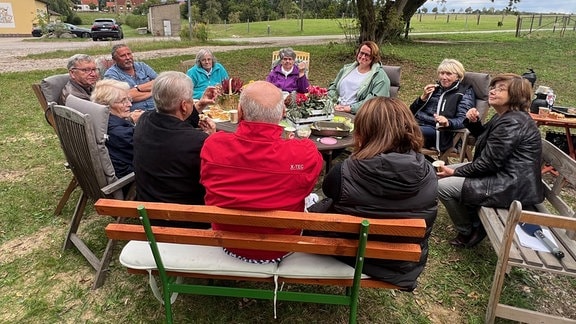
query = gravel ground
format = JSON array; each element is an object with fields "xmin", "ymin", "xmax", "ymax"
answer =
[{"xmin": 0, "ymin": 35, "xmax": 345, "ymax": 73}]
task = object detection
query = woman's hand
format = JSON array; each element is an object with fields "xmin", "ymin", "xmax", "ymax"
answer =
[
  {"xmin": 129, "ymin": 110, "xmax": 144, "ymax": 124},
  {"xmin": 437, "ymin": 165, "xmax": 455, "ymax": 178},
  {"xmin": 434, "ymin": 114, "xmax": 449, "ymax": 127},
  {"xmin": 420, "ymin": 83, "xmax": 438, "ymax": 101},
  {"xmin": 466, "ymin": 107, "xmax": 480, "ymax": 122},
  {"xmin": 334, "ymin": 104, "xmax": 351, "ymax": 113}
]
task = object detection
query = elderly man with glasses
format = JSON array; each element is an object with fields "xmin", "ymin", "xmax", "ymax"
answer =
[{"xmin": 60, "ymin": 54, "xmax": 100, "ymax": 104}]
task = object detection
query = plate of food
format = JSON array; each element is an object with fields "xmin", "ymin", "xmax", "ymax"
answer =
[
  {"xmin": 203, "ymin": 107, "xmax": 230, "ymax": 122},
  {"xmin": 311, "ymin": 121, "xmax": 352, "ymax": 137}
]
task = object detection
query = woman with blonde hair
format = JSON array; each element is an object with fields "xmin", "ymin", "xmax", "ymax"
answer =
[
  {"xmin": 409, "ymin": 58, "xmax": 475, "ymax": 153},
  {"xmin": 310, "ymin": 97, "xmax": 437, "ymax": 291}
]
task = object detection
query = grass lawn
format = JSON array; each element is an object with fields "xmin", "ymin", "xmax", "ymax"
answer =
[{"xmin": 1, "ymin": 26, "xmax": 576, "ymax": 322}]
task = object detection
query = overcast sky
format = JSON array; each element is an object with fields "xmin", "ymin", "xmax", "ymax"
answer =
[{"xmin": 422, "ymin": 0, "xmax": 576, "ymax": 14}]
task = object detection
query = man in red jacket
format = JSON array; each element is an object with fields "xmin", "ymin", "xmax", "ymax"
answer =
[{"xmin": 200, "ymin": 80, "xmax": 323, "ymax": 263}]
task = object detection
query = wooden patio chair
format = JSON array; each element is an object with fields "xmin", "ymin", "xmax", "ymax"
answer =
[
  {"xmin": 52, "ymin": 96, "xmax": 135, "ymax": 289},
  {"xmin": 271, "ymin": 50, "xmax": 310, "ymax": 76},
  {"xmin": 32, "ymin": 74, "xmax": 79, "ymax": 216},
  {"xmin": 422, "ymin": 71, "xmax": 491, "ymax": 163}
]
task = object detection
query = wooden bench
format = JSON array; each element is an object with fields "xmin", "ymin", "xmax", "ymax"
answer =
[
  {"xmin": 479, "ymin": 139, "xmax": 576, "ymax": 323},
  {"xmin": 94, "ymin": 198, "xmax": 427, "ymax": 324}
]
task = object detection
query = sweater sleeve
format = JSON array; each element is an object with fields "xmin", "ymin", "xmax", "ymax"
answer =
[{"xmin": 322, "ymin": 162, "xmax": 342, "ymax": 200}]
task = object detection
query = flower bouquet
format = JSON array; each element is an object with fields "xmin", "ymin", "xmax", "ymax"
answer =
[
  {"xmin": 285, "ymin": 85, "xmax": 335, "ymax": 125},
  {"xmin": 217, "ymin": 77, "xmax": 244, "ymax": 110}
]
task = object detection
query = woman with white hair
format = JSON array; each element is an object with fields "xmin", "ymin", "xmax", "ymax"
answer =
[
  {"xmin": 186, "ymin": 48, "xmax": 229, "ymax": 100},
  {"xmin": 91, "ymin": 79, "xmax": 143, "ymax": 178},
  {"xmin": 409, "ymin": 58, "xmax": 476, "ymax": 153},
  {"xmin": 266, "ymin": 47, "xmax": 309, "ymax": 93}
]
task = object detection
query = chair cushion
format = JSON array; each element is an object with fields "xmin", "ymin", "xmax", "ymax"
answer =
[
  {"xmin": 40, "ymin": 74, "xmax": 70, "ymax": 104},
  {"xmin": 120, "ymin": 241, "xmax": 370, "ymax": 280},
  {"xmin": 120, "ymin": 241, "xmax": 277, "ymax": 278},
  {"xmin": 65, "ymin": 95, "xmax": 116, "ymax": 185},
  {"xmin": 463, "ymin": 72, "xmax": 490, "ymax": 101},
  {"xmin": 382, "ymin": 65, "xmax": 401, "ymax": 98},
  {"xmin": 277, "ymin": 252, "xmax": 370, "ymax": 279}
]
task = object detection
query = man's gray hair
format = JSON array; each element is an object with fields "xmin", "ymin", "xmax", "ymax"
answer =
[
  {"xmin": 111, "ymin": 43, "xmax": 129, "ymax": 59},
  {"xmin": 195, "ymin": 49, "xmax": 218, "ymax": 66},
  {"xmin": 153, "ymin": 71, "xmax": 193, "ymax": 114},
  {"xmin": 67, "ymin": 54, "xmax": 95, "ymax": 70},
  {"xmin": 278, "ymin": 48, "xmax": 296, "ymax": 60},
  {"xmin": 239, "ymin": 85, "xmax": 284, "ymax": 123}
]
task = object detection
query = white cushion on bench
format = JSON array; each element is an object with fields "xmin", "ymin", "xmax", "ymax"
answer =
[
  {"xmin": 120, "ymin": 241, "xmax": 277, "ymax": 278},
  {"xmin": 120, "ymin": 241, "xmax": 370, "ymax": 280},
  {"xmin": 278, "ymin": 252, "xmax": 370, "ymax": 279}
]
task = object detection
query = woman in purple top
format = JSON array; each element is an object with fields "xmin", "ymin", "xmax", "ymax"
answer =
[{"xmin": 266, "ymin": 48, "xmax": 309, "ymax": 93}]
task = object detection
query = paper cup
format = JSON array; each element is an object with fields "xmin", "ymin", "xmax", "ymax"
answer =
[
  {"xmin": 296, "ymin": 125, "xmax": 312, "ymax": 139},
  {"xmin": 282, "ymin": 126, "xmax": 296, "ymax": 139},
  {"xmin": 538, "ymin": 107, "xmax": 550, "ymax": 117},
  {"xmin": 229, "ymin": 109, "xmax": 238, "ymax": 123},
  {"xmin": 432, "ymin": 160, "xmax": 445, "ymax": 172}
]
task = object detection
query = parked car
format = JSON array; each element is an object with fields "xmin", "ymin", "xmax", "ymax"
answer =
[
  {"xmin": 91, "ymin": 18, "xmax": 124, "ymax": 41},
  {"xmin": 31, "ymin": 23, "xmax": 92, "ymax": 38}
]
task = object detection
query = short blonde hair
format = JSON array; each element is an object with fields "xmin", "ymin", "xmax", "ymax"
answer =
[{"xmin": 437, "ymin": 59, "xmax": 465, "ymax": 80}]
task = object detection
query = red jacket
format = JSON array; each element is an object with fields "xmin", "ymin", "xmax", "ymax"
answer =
[{"xmin": 200, "ymin": 121, "xmax": 323, "ymax": 261}]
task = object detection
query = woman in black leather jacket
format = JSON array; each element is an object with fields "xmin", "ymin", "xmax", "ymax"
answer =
[
  {"xmin": 437, "ymin": 73, "xmax": 544, "ymax": 248},
  {"xmin": 311, "ymin": 97, "xmax": 438, "ymax": 291}
]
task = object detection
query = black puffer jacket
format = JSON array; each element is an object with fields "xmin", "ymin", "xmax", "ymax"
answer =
[
  {"xmin": 455, "ymin": 111, "xmax": 543, "ymax": 207},
  {"xmin": 322, "ymin": 151, "xmax": 437, "ymax": 291}
]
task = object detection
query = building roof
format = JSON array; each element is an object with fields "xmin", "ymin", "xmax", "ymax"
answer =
[{"xmin": 80, "ymin": 0, "xmax": 98, "ymax": 5}]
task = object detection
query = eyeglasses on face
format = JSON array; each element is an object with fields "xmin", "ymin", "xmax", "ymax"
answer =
[
  {"xmin": 115, "ymin": 97, "xmax": 133, "ymax": 105},
  {"xmin": 358, "ymin": 51, "xmax": 372, "ymax": 57},
  {"xmin": 489, "ymin": 86, "xmax": 508, "ymax": 93},
  {"xmin": 71, "ymin": 67, "xmax": 99, "ymax": 74}
]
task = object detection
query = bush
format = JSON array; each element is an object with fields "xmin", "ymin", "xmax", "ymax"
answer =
[
  {"xmin": 179, "ymin": 23, "xmax": 209, "ymax": 42},
  {"xmin": 125, "ymin": 14, "xmax": 148, "ymax": 29},
  {"xmin": 68, "ymin": 14, "xmax": 82, "ymax": 25}
]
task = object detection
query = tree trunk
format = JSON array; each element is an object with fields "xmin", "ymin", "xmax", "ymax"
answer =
[{"xmin": 357, "ymin": 0, "xmax": 375, "ymax": 42}]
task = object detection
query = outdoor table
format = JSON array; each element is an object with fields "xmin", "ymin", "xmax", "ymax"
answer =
[
  {"xmin": 215, "ymin": 112, "xmax": 355, "ymax": 172},
  {"xmin": 530, "ymin": 112, "xmax": 576, "ymax": 160}
]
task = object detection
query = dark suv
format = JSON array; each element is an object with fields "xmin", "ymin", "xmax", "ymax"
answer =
[{"xmin": 91, "ymin": 18, "xmax": 123, "ymax": 41}]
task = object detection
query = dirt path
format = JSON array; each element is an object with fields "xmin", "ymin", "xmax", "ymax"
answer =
[{"xmin": 0, "ymin": 35, "xmax": 345, "ymax": 73}]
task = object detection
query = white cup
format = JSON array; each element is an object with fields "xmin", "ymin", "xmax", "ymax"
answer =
[
  {"xmin": 282, "ymin": 126, "xmax": 296, "ymax": 139},
  {"xmin": 229, "ymin": 109, "xmax": 238, "ymax": 123},
  {"xmin": 432, "ymin": 160, "xmax": 445, "ymax": 172}
]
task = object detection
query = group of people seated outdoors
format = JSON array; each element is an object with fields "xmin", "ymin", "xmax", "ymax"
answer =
[{"xmin": 55, "ymin": 40, "xmax": 543, "ymax": 291}]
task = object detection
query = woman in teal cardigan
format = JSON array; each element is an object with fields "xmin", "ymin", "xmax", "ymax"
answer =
[
  {"xmin": 187, "ymin": 49, "xmax": 229, "ymax": 100},
  {"xmin": 328, "ymin": 41, "xmax": 391, "ymax": 114}
]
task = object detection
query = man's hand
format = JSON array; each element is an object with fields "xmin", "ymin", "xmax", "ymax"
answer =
[
  {"xmin": 196, "ymin": 86, "xmax": 220, "ymax": 112},
  {"xmin": 436, "ymin": 165, "xmax": 455, "ymax": 178},
  {"xmin": 199, "ymin": 116, "xmax": 216, "ymax": 135}
]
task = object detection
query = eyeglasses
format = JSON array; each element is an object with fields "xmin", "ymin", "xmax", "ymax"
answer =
[
  {"xmin": 71, "ymin": 67, "xmax": 99, "ymax": 74},
  {"xmin": 489, "ymin": 86, "xmax": 508, "ymax": 93},
  {"xmin": 115, "ymin": 97, "xmax": 133, "ymax": 105},
  {"xmin": 281, "ymin": 57, "xmax": 294, "ymax": 61},
  {"xmin": 358, "ymin": 51, "xmax": 372, "ymax": 57}
]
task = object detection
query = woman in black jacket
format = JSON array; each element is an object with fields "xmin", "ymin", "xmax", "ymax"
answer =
[
  {"xmin": 311, "ymin": 97, "xmax": 438, "ymax": 291},
  {"xmin": 437, "ymin": 73, "xmax": 544, "ymax": 248}
]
